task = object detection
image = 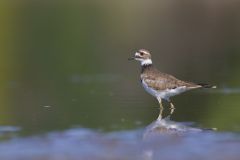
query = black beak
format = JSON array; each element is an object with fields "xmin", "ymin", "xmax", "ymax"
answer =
[{"xmin": 128, "ymin": 57, "xmax": 135, "ymax": 61}]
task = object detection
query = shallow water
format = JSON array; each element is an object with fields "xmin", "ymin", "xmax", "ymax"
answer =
[
  {"xmin": 0, "ymin": 118, "xmax": 240, "ymax": 160},
  {"xmin": 2, "ymin": 74, "xmax": 240, "ymax": 159},
  {"xmin": 1, "ymin": 1, "xmax": 240, "ymax": 159}
]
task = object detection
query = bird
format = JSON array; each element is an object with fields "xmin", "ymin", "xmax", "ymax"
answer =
[{"xmin": 129, "ymin": 49, "xmax": 216, "ymax": 120}]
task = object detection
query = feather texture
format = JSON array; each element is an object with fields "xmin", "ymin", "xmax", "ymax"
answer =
[{"xmin": 141, "ymin": 65, "xmax": 201, "ymax": 92}]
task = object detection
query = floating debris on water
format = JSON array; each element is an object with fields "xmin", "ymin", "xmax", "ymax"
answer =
[{"xmin": 42, "ymin": 105, "xmax": 52, "ymax": 108}]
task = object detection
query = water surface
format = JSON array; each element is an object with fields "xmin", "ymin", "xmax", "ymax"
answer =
[{"xmin": 0, "ymin": 0, "xmax": 240, "ymax": 159}]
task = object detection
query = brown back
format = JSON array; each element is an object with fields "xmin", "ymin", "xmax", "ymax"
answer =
[{"xmin": 140, "ymin": 65, "xmax": 200, "ymax": 91}]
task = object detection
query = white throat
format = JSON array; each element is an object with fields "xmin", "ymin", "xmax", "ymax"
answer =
[{"xmin": 141, "ymin": 59, "xmax": 152, "ymax": 66}]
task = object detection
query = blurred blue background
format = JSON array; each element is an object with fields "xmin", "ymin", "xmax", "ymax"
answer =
[{"xmin": 0, "ymin": 0, "xmax": 240, "ymax": 136}]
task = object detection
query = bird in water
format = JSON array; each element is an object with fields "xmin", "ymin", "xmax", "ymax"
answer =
[{"xmin": 129, "ymin": 49, "xmax": 216, "ymax": 120}]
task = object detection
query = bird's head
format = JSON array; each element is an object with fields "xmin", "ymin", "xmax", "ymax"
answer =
[{"xmin": 129, "ymin": 49, "xmax": 152, "ymax": 66}]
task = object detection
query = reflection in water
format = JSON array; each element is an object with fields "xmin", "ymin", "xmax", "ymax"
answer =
[
  {"xmin": 0, "ymin": 119, "xmax": 238, "ymax": 160},
  {"xmin": 143, "ymin": 116, "xmax": 203, "ymax": 138},
  {"xmin": 0, "ymin": 126, "xmax": 21, "ymax": 141}
]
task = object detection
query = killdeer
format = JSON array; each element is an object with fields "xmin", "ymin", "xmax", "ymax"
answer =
[{"xmin": 129, "ymin": 49, "xmax": 216, "ymax": 120}]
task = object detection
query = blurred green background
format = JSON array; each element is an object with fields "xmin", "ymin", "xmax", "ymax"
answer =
[{"xmin": 0, "ymin": 0, "xmax": 240, "ymax": 135}]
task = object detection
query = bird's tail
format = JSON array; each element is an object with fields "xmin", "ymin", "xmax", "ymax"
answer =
[{"xmin": 198, "ymin": 83, "xmax": 217, "ymax": 88}]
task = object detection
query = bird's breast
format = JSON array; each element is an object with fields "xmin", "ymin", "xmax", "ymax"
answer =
[{"xmin": 141, "ymin": 79, "xmax": 159, "ymax": 97}]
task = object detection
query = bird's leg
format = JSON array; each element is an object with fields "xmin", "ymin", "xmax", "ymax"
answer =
[
  {"xmin": 157, "ymin": 97, "xmax": 164, "ymax": 120},
  {"xmin": 169, "ymin": 101, "xmax": 175, "ymax": 115}
]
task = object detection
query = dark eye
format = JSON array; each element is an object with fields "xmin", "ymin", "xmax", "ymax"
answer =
[{"xmin": 139, "ymin": 52, "xmax": 144, "ymax": 56}]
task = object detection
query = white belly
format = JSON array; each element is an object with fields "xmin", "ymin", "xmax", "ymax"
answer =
[{"xmin": 141, "ymin": 80, "xmax": 188, "ymax": 100}]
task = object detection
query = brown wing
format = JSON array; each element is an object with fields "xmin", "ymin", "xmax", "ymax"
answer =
[{"xmin": 141, "ymin": 68, "xmax": 200, "ymax": 91}]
